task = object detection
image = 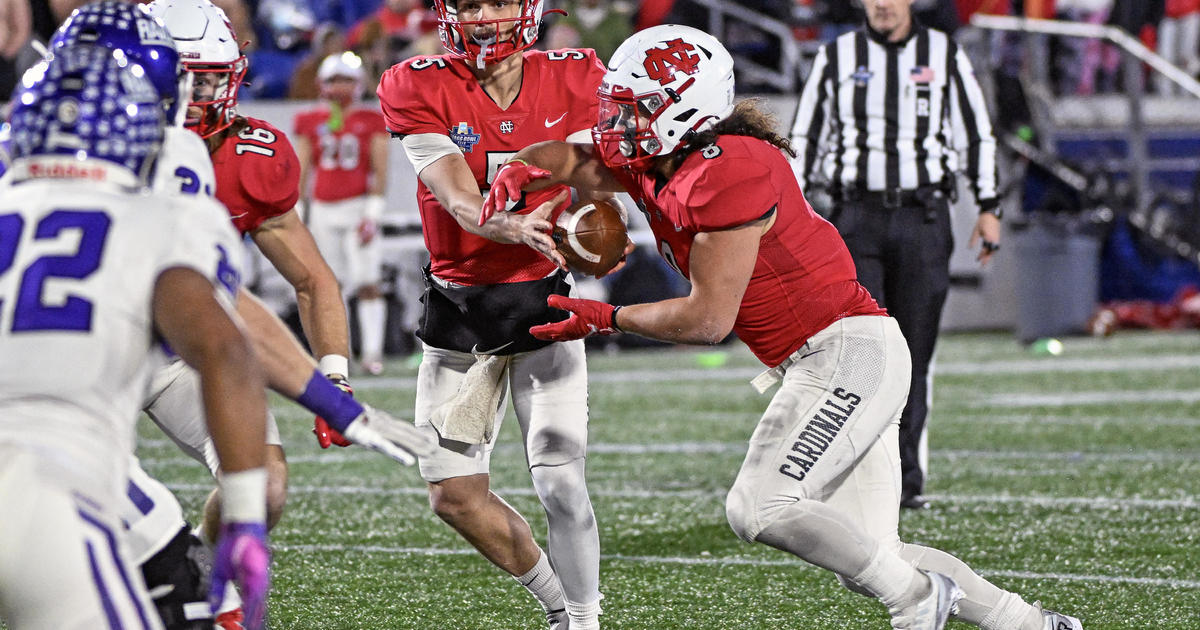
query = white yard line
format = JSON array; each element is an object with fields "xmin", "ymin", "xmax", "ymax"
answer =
[
  {"xmin": 351, "ymin": 354, "xmax": 1200, "ymax": 391},
  {"xmin": 141, "ymin": 443, "xmax": 1199, "ymax": 467},
  {"xmin": 161, "ymin": 481, "xmax": 1197, "ymax": 509},
  {"xmin": 270, "ymin": 543, "xmax": 1200, "ymax": 589},
  {"xmin": 982, "ymin": 390, "xmax": 1200, "ymax": 406}
]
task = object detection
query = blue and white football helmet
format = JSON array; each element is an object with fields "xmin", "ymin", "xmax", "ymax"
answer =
[
  {"xmin": 0, "ymin": 122, "xmax": 11, "ymax": 179},
  {"xmin": 50, "ymin": 1, "xmax": 186, "ymax": 125},
  {"xmin": 8, "ymin": 45, "xmax": 166, "ymax": 186}
]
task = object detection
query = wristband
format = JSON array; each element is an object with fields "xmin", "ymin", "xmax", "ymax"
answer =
[
  {"xmin": 297, "ymin": 369, "xmax": 364, "ymax": 432},
  {"xmin": 219, "ymin": 468, "xmax": 268, "ymax": 524},
  {"xmin": 505, "ymin": 158, "xmax": 529, "ymax": 168},
  {"xmin": 318, "ymin": 354, "xmax": 349, "ymax": 379},
  {"xmin": 611, "ymin": 305, "xmax": 624, "ymax": 333}
]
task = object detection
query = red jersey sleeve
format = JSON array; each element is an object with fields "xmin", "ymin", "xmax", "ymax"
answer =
[
  {"xmin": 679, "ymin": 139, "xmax": 780, "ymax": 232},
  {"xmin": 562, "ymin": 49, "xmax": 607, "ymax": 136},
  {"xmin": 378, "ymin": 56, "xmax": 452, "ymax": 137},
  {"xmin": 292, "ymin": 110, "xmax": 321, "ymax": 143},
  {"xmin": 214, "ymin": 118, "xmax": 301, "ymax": 234}
]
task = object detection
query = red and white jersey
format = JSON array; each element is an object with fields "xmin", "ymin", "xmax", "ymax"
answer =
[
  {"xmin": 378, "ymin": 49, "xmax": 607, "ymax": 285},
  {"xmin": 211, "ymin": 117, "xmax": 302, "ymax": 235},
  {"xmin": 614, "ymin": 136, "xmax": 886, "ymax": 368},
  {"xmin": 293, "ymin": 106, "xmax": 385, "ymax": 203}
]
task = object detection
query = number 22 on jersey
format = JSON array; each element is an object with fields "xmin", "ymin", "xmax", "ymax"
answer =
[{"xmin": 0, "ymin": 210, "xmax": 110, "ymax": 333}]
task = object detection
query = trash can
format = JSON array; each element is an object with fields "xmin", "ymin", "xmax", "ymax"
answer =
[{"xmin": 1011, "ymin": 213, "xmax": 1103, "ymax": 343}]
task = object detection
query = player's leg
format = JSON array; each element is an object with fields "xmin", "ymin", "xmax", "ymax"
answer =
[
  {"xmin": 824, "ymin": 425, "xmax": 1056, "ymax": 630},
  {"xmin": 415, "ymin": 345, "xmax": 567, "ymax": 627},
  {"xmin": 122, "ymin": 457, "xmax": 213, "ymax": 629},
  {"xmin": 144, "ymin": 362, "xmax": 288, "ymax": 533},
  {"xmin": 144, "ymin": 362, "xmax": 285, "ymax": 625},
  {"xmin": 0, "ymin": 448, "xmax": 164, "ymax": 630},
  {"xmin": 724, "ymin": 316, "xmax": 955, "ymax": 624},
  {"xmin": 511, "ymin": 339, "xmax": 602, "ymax": 629},
  {"xmin": 347, "ymin": 207, "xmax": 387, "ymax": 375}
]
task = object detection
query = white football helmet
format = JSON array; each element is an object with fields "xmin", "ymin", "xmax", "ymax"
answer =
[
  {"xmin": 317, "ymin": 51, "xmax": 365, "ymax": 105},
  {"xmin": 593, "ymin": 25, "xmax": 735, "ymax": 171},
  {"xmin": 432, "ymin": 0, "xmax": 560, "ymax": 68},
  {"xmin": 146, "ymin": 0, "xmax": 247, "ymax": 138}
]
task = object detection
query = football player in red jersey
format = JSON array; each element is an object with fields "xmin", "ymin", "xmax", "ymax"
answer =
[
  {"xmin": 375, "ymin": 0, "xmax": 617, "ymax": 627},
  {"xmin": 487, "ymin": 25, "xmax": 1084, "ymax": 630},
  {"xmin": 148, "ymin": 0, "xmax": 353, "ymax": 626},
  {"xmin": 294, "ymin": 51, "xmax": 391, "ymax": 376}
]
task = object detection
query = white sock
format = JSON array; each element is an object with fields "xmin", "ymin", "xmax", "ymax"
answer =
[
  {"xmin": 980, "ymin": 591, "xmax": 1042, "ymax": 630},
  {"xmin": 357, "ymin": 296, "xmax": 386, "ymax": 361},
  {"xmin": 852, "ymin": 546, "xmax": 923, "ymax": 610},
  {"xmin": 566, "ymin": 596, "xmax": 603, "ymax": 630},
  {"xmin": 514, "ymin": 549, "xmax": 566, "ymax": 616}
]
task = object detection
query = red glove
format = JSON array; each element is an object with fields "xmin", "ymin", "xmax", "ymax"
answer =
[
  {"xmin": 479, "ymin": 159, "xmax": 551, "ymax": 226},
  {"xmin": 529, "ymin": 295, "xmax": 622, "ymax": 341},
  {"xmin": 313, "ymin": 375, "xmax": 353, "ymax": 448}
]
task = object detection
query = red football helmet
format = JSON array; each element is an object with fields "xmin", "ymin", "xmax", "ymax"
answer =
[{"xmin": 431, "ymin": 0, "xmax": 561, "ymax": 67}]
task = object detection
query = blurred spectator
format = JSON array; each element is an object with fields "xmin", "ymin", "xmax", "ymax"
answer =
[
  {"xmin": 956, "ymin": 0, "xmax": 1012, "ymax": 21},
  {"xmin": 914, "ymin": 0, "xmax": 961, "ymax": 31},
  {"xmin": 290, "ymin": 22, "xmax": 347, "ymax": 99},
  {"xmin": 1019, "ymin": 0, "xmax": 1057, "ymax": 17},
  {"xmin": 257, "ymin": 0, "xmax": 316, "ymax": 51},
  {"xmin": 817, "ymin": 0, "xmax": 861, "ymax": 40},
  {"xmin": 347, "ymin": 0, "xmax": 438, "ymax": 88},
  {"xmin": 1057, "ymin": 0, "xmax": 1119, "ymax": 95},
  {"xmin": 1, "ymin": 0, "xmax": 32, "ymax": 100},
  {"xmin": 1156, "ymin": 0, "xmax": 1200, "ymax": 94},
  {"xmin": 542, "ymin": 0, "xmax": 634, "ymax": 62}
]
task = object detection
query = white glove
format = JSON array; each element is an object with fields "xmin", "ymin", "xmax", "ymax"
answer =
[{"xmin": 342, "ymin": 404, "xmax": 439, "ymax": 465}]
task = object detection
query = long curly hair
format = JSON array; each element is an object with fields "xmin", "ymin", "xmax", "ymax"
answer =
[{"xmin": 669, "ymin": 99, "xmax": 797, "ymax": 167}]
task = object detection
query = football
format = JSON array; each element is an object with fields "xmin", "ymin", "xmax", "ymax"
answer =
[{"xmin": 552, "ymin": 198, "xmax": 628, "ymax": 277}]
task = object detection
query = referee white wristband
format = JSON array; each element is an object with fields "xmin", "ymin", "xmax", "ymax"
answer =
[
  {"xmin": 319, "ymin": 354, "xmax": 349, "ymax": 378},
  {"xmin": 219, "ymin": 468, "xmax": 268, "ymax": 524}
]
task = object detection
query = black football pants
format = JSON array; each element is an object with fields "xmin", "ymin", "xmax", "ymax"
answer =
[{"xmin": 830, "ymin": 193, "xmax": 953, "ymax": 499}]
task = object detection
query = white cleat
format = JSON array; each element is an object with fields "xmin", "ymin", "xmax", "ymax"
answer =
[
  {"xmin": 1035, "ymin": 602, "xmax": 1083, "ymax": 630},
  {"xmin": 889, "ymin": 571, "xmax": 964, "ymax": 630}
]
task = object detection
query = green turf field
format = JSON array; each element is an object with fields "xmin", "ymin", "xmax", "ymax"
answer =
[{"xmin": 138, "ymin": 330, "xmax": 1200, "ymax": 629}]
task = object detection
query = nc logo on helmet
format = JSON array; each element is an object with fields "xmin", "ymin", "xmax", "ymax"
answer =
[{"xmin": 642, "ymin": 38, "xmax": 701, "ymax": 86}]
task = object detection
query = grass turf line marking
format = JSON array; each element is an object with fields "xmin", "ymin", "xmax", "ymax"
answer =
[
  {"xmin": 351, "ymin": 354, "xmax": 1200, "ymax": 391},
  {"xmin": 160, "ymin": 482, "xmax": 1197, "ymax": 509},
  {"xmin": 269, "ymin": 544, "xmax": 1200, "ymax": 589}
]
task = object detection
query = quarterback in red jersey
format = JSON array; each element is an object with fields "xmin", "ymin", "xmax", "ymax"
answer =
[
  {"xmin": 489, "ymin": 25, "xmax": 1084, "ymax": 630},
  {"xmin": 375, "ymin": 0, "xmax": 612, "ymax": 628},
  {"xmin": 295, "ymin": 51, "xmax": 391, "ymax": 376}
]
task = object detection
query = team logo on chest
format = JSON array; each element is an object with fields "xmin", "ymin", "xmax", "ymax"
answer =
[
  {"xmin": 449, "ymin": 122, "xmax": 481, "ymax": 152},
  {"xmin": 499, "ymin": 120, "xmax": 514, "ymax": 134}
]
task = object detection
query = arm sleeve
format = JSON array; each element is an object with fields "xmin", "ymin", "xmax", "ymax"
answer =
[
  {"xmin": 790, "ymin": 44, "xmax": 834, "ymax": 191},
  {"xmin": 947, "ymin": 42, "xmax": 999, "ymax": 212},
  {"xmin": 401, "ymin": 133, "xmax": 462, "ymax": 176}
]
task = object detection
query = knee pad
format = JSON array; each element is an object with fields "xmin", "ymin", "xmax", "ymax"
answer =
[
  {"xmin": 140, "ymin": 526, "xmax": 213, "ymax": 630},
  {"xmin": 529, "ymin": 460, "xmax": 593, "ymax": 525}
]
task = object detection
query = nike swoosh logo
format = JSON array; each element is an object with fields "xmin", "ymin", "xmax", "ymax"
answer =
[
  {"xmin": 799, "ymin": 350, "xmax": 824, "ymax": 359},
  {"xmin": 471, "ymin": 341, "xmax": 514, "ymax": 355},
  {"xmin": 544, "ymin": 113, "xmax": 567, "ymax": 128},
  {"xmin": 230, "ymin": 212, "xmax": 249, "ymax": 220}
]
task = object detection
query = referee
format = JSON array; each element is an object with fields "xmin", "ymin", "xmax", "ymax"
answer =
[{"xmin": 789, "ymin": 0, "xmax": 1000, "ymax": 510}]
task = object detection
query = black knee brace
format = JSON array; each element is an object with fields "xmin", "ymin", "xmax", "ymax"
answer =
[{"xmin": 140, "ymin": 525, "xmax": 213, "ymax": 630}]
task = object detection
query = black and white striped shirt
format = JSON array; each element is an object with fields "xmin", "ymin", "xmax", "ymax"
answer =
[{"xmin": 789, "ymin": 24, "xmax": 999, "ymax": 213}]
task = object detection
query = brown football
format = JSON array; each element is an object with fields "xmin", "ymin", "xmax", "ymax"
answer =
[{"xmin": 552, "ymin": 198, "xmax": 628, "ymax": 277}]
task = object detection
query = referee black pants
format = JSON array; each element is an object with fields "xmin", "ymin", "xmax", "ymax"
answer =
[{"xmin": 830, "ymin": 192, "xmax": 953, "ymax": 499}]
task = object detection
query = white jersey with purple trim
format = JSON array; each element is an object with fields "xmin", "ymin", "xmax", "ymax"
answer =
[
  {"xmin": 153, "ymin": 127, "xmax": 217, "ymax": 198},
  {"xmin": 0, "ymin": 174, "xmax": 242, "ymax": 497}
]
